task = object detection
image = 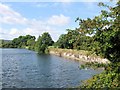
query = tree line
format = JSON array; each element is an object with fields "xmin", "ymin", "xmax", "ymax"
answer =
[{"xmin": 1, "ymin": 33, "xmax": 54, "ymax": 54}]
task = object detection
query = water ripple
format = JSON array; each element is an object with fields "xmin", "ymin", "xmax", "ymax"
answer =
[{"xmin": 2, "ymin": 48, "xmax": 103, "ymax": 88}]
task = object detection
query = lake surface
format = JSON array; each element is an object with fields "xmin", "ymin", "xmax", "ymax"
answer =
[{"xmin": 1, "ymin": 48, "xmax": 102, "ymax": 88}]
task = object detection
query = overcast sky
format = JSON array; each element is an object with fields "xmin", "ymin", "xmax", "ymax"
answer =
[{"xmin": 0, "ymin": 0, "xmax": 116, "ymax": 41}]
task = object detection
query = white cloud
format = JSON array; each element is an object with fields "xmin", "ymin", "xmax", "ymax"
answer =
[
  {"xmin": 1, "ymin": 16, "xmax": 27, "ymax": 24},
  {"xmin": 0, "ymin": 27, "xmax": 65, "ymax": 41},
  {"xmin": 0, "ymin": 3, "xmax": 20, "ymax": 17},
  {"xmin": 9, "ymin": 28, "xmax": 19, "ymax": 35},
  {"xmin": 0, "ymin": 3, "xmax": 70, "ymax": 41},
  {"xmin": 0, "ymin": 3, "xmax": 70, "ymax": 26},
  {"xmin": 0, "ymin": 28, "xmax": 15, "ymax": 40},
  {"xmin": 0, "ymin": 3, "xmax": 27, "ymax": 24},
  {"xmin": 47, "ymin": 14, "xmax": 70, "ymax": 26}
]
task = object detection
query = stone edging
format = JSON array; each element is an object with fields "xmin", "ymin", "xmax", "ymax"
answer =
[{"xmin": 49, "ymin": 49, "xmax": 110, "ymax": 64}]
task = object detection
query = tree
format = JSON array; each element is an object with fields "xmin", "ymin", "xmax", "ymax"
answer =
[
  {"xmin": 11, "ymin": 35, "xmax": 36, "ymax": 48},
  {"xmin": 35, "ymin": 36, "xmax": 41, "ymax": 53},
  {"xmin": 105, "ymin": 1, "xmax": 120, "ymax": 62},
  {"xmin": 35, "ymin": 32, "xmax": 54, "ymax": 54},
  {"xmin": 78, "ymin": 1, "xmax": 120, "ymax": 88},
  {"xmin": 40, "ymin": 32, "xmax": 54, "ymax": 46},
  {"xmin": 55, "ymin": 34, "xmax": 68, "ymax": 48},
  {"xmin": 27, "ymin": 39, "xmax": 36, "ymax": 50},
  {"xmin": 75, "ymin": 1, "xmax": 120, "ymax": 63},
  {"xmin": 55, "ymin": 30, "xmax": 80, "ymax": 49}
]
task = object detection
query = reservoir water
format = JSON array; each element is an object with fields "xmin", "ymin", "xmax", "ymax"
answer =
[{"xmin": 1, "ymin": 48, "xmax": 102, "ymax": 88}]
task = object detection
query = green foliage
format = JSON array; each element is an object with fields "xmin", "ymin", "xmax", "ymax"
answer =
[
  {"xmin": 27, "ymin": 39, "xmax": 36, "ymax": 50},
  {"xmin": 1, "ymin": 35, "xmax": 36, "ymax": 49},
  {"xmin": 54, "ymin": 34, "xmax": 68, "ymax": 48},
  {"xmin": 0, "ymin": 40, "xmax": 13, "ymax": 48},
  {"xmin": 74, "ymin": 35, "xmax": 93, "ymax": 51},
  {"xmin": 80, "ymin": 62, "xmax": 108, "ymax": 69},
  {"xmin": 107, "ymin": 30, "xmax": 120, "ymax": 62},
  {"xmin": 55, "ymin": 30, "xmax": 80, "ymax": 49},
  {"xmin": 77, "ymin": 1, "xmax": 120, "ymax": 88},
  {"xmin": 1, "ymin": 32, "xmax": 54, "ymax": 54},
  {"xmin": 80, "ymin": 63, "xmax": 120, "ymax": 88},
  {"xmin": 35, "ymin": 32, "xmax": 54, "ymax": 54},
  {"xmin": 74, "ymin": 1, "xmax": 120, "ymax": 63}
]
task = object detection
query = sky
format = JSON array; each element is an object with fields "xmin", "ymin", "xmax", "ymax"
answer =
[{"xmin": 0, "ymin": 0, "xmax": 117, "ymax": 41}]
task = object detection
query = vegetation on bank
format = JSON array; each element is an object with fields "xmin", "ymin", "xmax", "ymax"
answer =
[
  {"xmin": 79, "ymin": 63, "xmax": 120, "ymax": 88},
  {"xmin": 34, "ymin": 32, "xmax": 54, "ymax": 54},
  {"xmin": 0, "ymin": 32, "xmax": 54, "ymax": 54},
  {"xmin": 0, "ymin": 0, "xmax": 120, "ymax": 88},
  {"xmin": 49, "ymin": 47, "xmax": 95, "ymax": 56},
  {"xmin": 0, "ymin": 35, "xmax": 36, "ymax": 49}
]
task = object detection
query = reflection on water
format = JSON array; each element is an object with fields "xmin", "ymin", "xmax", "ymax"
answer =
[{"xmin": 1, "ymin": 48, "xmax": 102, "ymax": 88}]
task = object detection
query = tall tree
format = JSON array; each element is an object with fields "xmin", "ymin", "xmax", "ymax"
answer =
[
  {"xmin": 56, "ymin": 30, "xmax": 80, "ymax": 49},
  {"xmin": 35, "ymin": 32, "xmax": 54, "ymax": 54},
  {"xmin": 75, "ymin": 1, "xmax": 120, "ymax": 62}
]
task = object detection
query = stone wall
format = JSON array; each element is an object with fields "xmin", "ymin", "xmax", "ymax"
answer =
[{"xmin": 49, "ymin": 49, "xmax": 110, "ymax": 64}]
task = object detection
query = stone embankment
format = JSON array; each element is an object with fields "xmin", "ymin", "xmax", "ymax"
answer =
[{"xmin": 49, "ymin": 48, "xmax": 110, "ymax": 64}]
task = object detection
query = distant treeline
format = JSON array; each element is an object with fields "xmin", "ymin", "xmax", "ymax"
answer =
[{"xmin": 0, "ymin": 33, "xmax": 54, "ymax": 54}]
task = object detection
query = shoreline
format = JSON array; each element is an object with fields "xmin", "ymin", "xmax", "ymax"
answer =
[
  {"xmin": 49, "ymin": 48, "xmax": 110, "ymax": 64},
  {"xmin": 1, "ymin": 47, "xmax": 110, "ymax": 64}
]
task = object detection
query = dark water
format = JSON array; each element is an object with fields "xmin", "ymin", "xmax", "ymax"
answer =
[{"xmin": 1, "ymin": 48, "xmax": 102, "ymax": 88}]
